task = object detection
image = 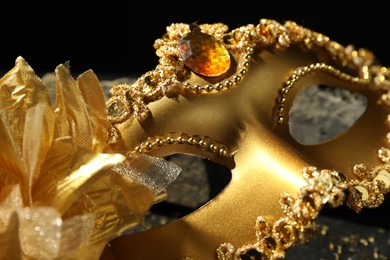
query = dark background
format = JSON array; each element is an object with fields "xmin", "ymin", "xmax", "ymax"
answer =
[
  {"xmin": 1, "ymin": 1, "xmax": 389, "ymax": 258},
  {"xmin": 1, "ymin": 1, "xmax": 389, "ymax": 78}
]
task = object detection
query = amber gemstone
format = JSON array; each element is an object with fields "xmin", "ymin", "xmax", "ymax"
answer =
[{"xmin": 178, "ymin": 30, "xmax": 231, "ymax": 77}]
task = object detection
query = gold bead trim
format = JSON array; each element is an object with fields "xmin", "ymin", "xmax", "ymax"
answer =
[
  {"xmin": 125, "ymin": 132, "xmax": 229, "ymax": 160},
  {"xmin": 216, "ymin": 163, "xmax": 390, "ymax": 259},
  {"xmin": 275, "ymin": 62, "xmax": 370, "ymax": 124}
]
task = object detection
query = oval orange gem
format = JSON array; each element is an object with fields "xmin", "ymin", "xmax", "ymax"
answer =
[{"xmin": 178, "ymin": 30, "xmax": 231, "ymax": 77}]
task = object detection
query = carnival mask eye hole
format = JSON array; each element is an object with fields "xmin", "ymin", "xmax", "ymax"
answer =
[
  {"xmin": 288, "ymin": 84, "xmax": 368, "ymax": 145},
  {"xmin": 142, "ymin": 154, "xmax": 231, "ymax": 229}
]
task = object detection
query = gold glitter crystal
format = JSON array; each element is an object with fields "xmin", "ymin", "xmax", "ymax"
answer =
[
  {"xmin": 355, "ymin": 186, "xmax": 369, "ymax": 201},
  {"xmin": 178, "ymin": 26, "xmax": 231, "ymax": 77},
  {"xmin": 375, "ymin": 170, "xmax": 390, "ymax": 188}
]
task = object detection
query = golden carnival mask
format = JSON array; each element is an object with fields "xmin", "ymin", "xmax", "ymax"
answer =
[
  {"xmin": 1, "ymin": 18, "xmax": 389, "ymax": 260},
  {"xmin": 103, "ymin": 19, "xmax": 390, "ymax": 259}
]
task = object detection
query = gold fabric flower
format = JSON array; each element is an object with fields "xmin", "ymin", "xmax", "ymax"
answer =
[{"xmin": 0, "ymin": 57, "xmax": 180, "ymax": 259}]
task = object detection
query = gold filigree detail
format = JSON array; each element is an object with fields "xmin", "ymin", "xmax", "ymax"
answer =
[{"xmin": 216, "ymin": 165, "xmax": 389, "ymax": 259}]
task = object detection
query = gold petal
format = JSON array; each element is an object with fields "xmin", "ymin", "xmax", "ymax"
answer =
[
  {"xmin": 111, "ymin": 173, "xmax": 154, "ymax": 224},
  {"xmin": 0, "ymin": 114, "xmax": 24, "ymax": 200},
  {"xmin": 33, "ymin": 137, "xmax": 125, "ymax": 214},
  {"xmin": 0, "ymin": 212, "xmax": 21, "ymax": 259},
  {"xmin": 23, "ymin": 103, "xmax": 55, "ymax": 203},
  {"xmin": 77, "ymin": 70, "xmax": 109, "ymax": 153},
  {"xmin": 17, "ymin": 207, "xmax": 62, "ymax": 258},
  {"xmin": 0, "ymin": 56, "xmax": 53, "ymax": 152},
  {"xmin": 64, "ymin": 172, "xmax": 154, "ymax": 244},
  {"xmin": 0, "ymin": 185, "xmax": 100, "ymax": 259},
  {"xmin": 0, "ymin": 184, "xmax": 24, "ymax": 208},
  {"xmin": 54, "ymin": 64, "xmax": 93, "ymax": 151}
]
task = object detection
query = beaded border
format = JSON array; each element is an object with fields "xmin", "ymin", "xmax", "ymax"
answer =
[
  {"xmin": 125, "ymin": 132, "xmax": 229, "ymax": 160},
  {"xmin": 216, "ymin": 161, "xmax": 390, "ymax": 259}
]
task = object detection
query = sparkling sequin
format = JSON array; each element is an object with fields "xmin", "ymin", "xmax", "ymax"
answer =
[
  {"xmin": 355, "ymin": 186, "xmax": 369, "ymax": 201},
  {"xmin": 375, "ymin": 169, "xmax": 390, "ymax": 188}
]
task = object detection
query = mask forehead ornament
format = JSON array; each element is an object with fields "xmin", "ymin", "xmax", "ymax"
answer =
[{"xmin": 106, "ymin": 19, "xmax": 390, "ymax": 259}]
